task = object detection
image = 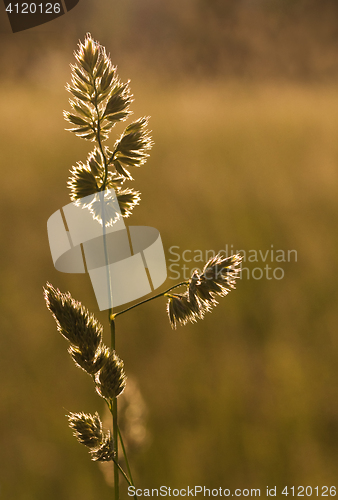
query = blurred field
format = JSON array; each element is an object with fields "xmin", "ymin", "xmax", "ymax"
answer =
[
  {"xmin": 0, "ymin": 75, "xmax": 337, "ymax": 498},
  {"xmin": 1, "ymin": 0, "xmax": 338, "ymax": 495}
]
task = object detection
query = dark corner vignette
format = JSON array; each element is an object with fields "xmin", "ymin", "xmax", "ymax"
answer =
[{"xmin": 3, "ymin": 0, "xmax": 80, "ymax": 33}]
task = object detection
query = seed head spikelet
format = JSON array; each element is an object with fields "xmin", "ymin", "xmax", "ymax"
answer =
[
  {"xmin": 44, "ymin": 283, "xmax": 104, "ymax": 374},
  {"xmin": 67, "ymin": 412, "xmax": 115, "ymax": 462},
  {"xmin": 68, "ymin": 411, "xmax": 103, "ymax": 448},
  {"xmin": 167, "ymin": 293, "xmax": 200, "ymax": 329},
  {"xmin": 166, "ymin": 253, "xmax": 242, "ymax": 329},
  {"xmin": 90, "ymin": 431, "xmax": 115, "ymax": 462},
  {"xmin": 68, "ymin": 343, "xmax": 110, "ymax": 375},
  {"xmin": 96, "ymin": 350, "xmax": 127, "ymax": 400}
]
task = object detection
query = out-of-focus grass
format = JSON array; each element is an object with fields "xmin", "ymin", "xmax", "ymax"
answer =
[{"xmin": 0, "ymin": 79, "xmax": 337, "ymax": 498}]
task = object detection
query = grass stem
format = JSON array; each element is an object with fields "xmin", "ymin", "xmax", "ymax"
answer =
[
  {"xmin": 109, "ymin": 317, "xmax": 119, "ymax": 499},
  {"xmin": 111, "ymin": 281, "xmax": 189, "ymax": 320},
  {"xmin": 118, "ymin": 425, "xmax": 135, "ymax": 489}
]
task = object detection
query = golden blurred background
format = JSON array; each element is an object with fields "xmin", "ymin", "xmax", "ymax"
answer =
[{"xmin": 0, "ymin": 0, "xmax": 338, "ymax": 498}]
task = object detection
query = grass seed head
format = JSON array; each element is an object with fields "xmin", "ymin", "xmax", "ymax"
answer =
[
  {"xmin": 166, "ymin": 253, "xmax": 242, "ymax": 329},
  {"xmin": 44, "ymin": 283, "xmax": 103, "ymax": 374},
  {"xmin": 96, "ymin": 350, "xmax": 127, "ymax": 400},
  {"xmin": 68, "ymin": 411, "xmax": 103, "ymax": 448},
  {"xmin": 90, "ymin": 431, "xmax": 115, "ymax": 462}
]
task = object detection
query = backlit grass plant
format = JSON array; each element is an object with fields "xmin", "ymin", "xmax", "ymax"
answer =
[{"xmin": 44, "ymin": 34, "xmax": 241, "ymax": 499}]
